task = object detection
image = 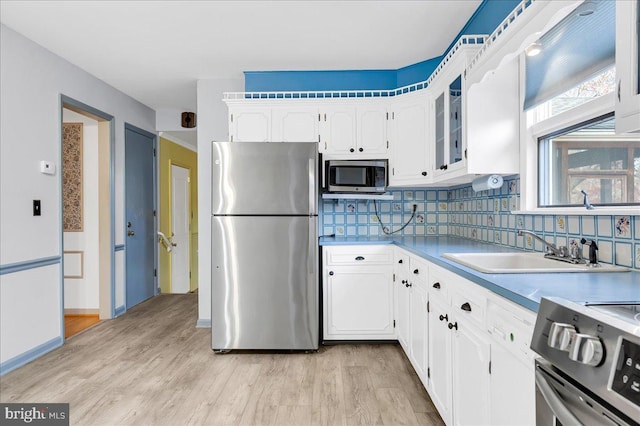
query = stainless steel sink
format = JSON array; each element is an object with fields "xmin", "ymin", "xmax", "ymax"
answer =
[{"xmin": 441, "ymin": 252, "xmax": 629, "ymax": 274}]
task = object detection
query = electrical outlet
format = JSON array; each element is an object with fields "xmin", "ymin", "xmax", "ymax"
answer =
[{"xmin": 33, "ymin": 200, "xmax": 41, "ymax": 216}]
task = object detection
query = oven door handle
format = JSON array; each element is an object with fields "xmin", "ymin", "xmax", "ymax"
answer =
[{"xmin": 535, "ymin": 368, "xmax": 582, "ymax": 426}]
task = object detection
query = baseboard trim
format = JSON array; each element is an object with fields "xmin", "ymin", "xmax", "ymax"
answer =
[
  {"xmin": 114, "ymin": 305, "xmax": 126, "ymax": 317},
  {"xmin": 0, "ymin": 336, "xmax": 63, "ymax": 376},
  {"xmin": 196, "ymin": 319, "xmax": 211, "ymax": 328},
  {"xmin": 64, "ymin": 308, "xmax": 100, "ymax": 315}
]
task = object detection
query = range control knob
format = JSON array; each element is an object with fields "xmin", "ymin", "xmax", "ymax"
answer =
[
  {"xmin": 569, "ymin": 334, "xmax": 604, "ymax": 366},
  {"xmin": 548, "ymin": 323, "xmax": 576, "ymax": 351}
]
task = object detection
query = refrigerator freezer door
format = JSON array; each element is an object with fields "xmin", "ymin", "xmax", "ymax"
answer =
[
  {"xmin": 212, "ymin": 142, "xmax": 318, "ymax": 215},
  {"xmin": 212, "ymin": 216, "xmax": 318, "ymax": 350}
]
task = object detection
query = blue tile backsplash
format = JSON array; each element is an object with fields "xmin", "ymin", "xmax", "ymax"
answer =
[{"xmin": 321, "ymin": 177, "xmax": 640, "ymax": 270}]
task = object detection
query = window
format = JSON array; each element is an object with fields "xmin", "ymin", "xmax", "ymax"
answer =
[
  {"xmin": 529, "ymin": 67, "xmax": 616, "ymax": 122},
  {"xmin": 538, "ymin": 115, "xmax": 640, "ymax": 207}
]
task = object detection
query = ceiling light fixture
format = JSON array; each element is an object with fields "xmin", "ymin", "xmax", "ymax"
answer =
[{"xmin": 525, "ymin": 42, "xmax": 542, "ymax": 57}]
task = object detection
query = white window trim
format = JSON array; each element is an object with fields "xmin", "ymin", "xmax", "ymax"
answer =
[{"xmin": 515, "ymin": 91, "xmax": 640, "ymax": 215}]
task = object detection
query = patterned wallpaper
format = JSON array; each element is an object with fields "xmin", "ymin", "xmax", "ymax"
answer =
[
  {"xmin": 320, "ymin": 177, "xmax": 640, "ymax": 270},
  {"xmin": 62, "ymin": 122, "xmax": 83, "ymax": 232}
]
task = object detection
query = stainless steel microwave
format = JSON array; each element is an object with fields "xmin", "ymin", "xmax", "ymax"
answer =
[{"xmin": 326, "ymin": 160, "xmax": 388, "ymax": 193}]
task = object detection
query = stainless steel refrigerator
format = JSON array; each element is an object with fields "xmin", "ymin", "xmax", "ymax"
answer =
[{"xmin": 211, "ymin": 142, "xmax": 318, "ymax": 351}]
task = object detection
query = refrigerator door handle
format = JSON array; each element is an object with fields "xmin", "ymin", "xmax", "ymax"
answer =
[
  {"xmin": 309, "ymin": 158, "xmax": 316, "ymax": 214},
  {"xmin": 308, "ymin": 218, "xmax": 315, "ymax": 274}
]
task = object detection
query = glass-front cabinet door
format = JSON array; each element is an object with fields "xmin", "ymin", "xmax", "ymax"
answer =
[
  {"xmin": 448, "ymin": 76, "xmax": 464, "ymax": 166},
  {"xmin": 435, "ymin": 93, "xmax": 445, "ymax": 172},
  {"xmin": 433, "ymin": 74, "xmax": 466, "ymax": 177},
  {"xmin": 616, "ymin": 0, "xmax": 640, "ymax": 133}
]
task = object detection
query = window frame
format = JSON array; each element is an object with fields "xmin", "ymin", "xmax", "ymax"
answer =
[{"xmin": 517, "ymin": 83, "xmax": 640, "ymax": 215}]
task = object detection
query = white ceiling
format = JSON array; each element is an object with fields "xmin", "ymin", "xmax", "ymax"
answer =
[{"xmin": 0, "ymin": 0, "xmax": 481, "ymax": 112}]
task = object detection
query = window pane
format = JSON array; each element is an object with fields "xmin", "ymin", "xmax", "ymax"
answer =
[{"xmin": 539, "ymin": 115, "xmax": 640, "ymax": 207}]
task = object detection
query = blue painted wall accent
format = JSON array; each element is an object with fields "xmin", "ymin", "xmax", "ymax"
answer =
[
  {"xmin": 396, "ymin": 56, "xmax": 442, "ymax": 88},
  {"xmin": 0, "ymin": 336, "xmax": 63, "ymax": 376},
  {"xmin": 244, "ymin": 70, "xmax": 397, "ymax": 92},
  {"xmin": 244, "ymin": 0, "xmax": 523, "ymax": 92},
  {"xmin": 443, "ymin": 0, "xmax": 522, "ymax": 55}
]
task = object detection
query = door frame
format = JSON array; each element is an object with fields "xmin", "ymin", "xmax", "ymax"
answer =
[
  {"xmin": 59, "ymin": 95, "xmax": 116, "ymax": 332},
  {"xmin": 123, "ymin": 123, "xmax": 159, "ymax": 309},
  {"xmin": 168, "ymin": 160, "xmax": 192, "ymax": 293}
]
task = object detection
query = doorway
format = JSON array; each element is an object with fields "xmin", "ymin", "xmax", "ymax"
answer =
[
  {"xmin": 60, "ymin": 98, "xmax": 114, "ymax": 338},
  {"xmin": 170, "ymin": 164, "xmax": 191, "ymax": 293},
  {"xmin": 124, "ymin": 124, "xmax": 157, "ymax": 309}
]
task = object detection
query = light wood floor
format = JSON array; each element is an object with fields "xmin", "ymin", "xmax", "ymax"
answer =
[
  {"xmin": 0, "ymin": 294, "xmax": 444, "ymax": 426},
  {"xmin": 64, "ymin": 314, "xmax": 101, "ymax": 338}
]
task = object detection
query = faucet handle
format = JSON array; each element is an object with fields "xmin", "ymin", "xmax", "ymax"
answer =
[{"xmin": 558, "ymin": 246, "xmax": 570, "ymax": 257}]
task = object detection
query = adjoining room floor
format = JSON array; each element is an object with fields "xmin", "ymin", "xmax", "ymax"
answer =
[
  {"xmin": 1, "ymin": 293, "xmax": 444, "ymax": 426},
  {"xmin": 64, "ymin": 314, "xmax": 100, "ymax": 339}
]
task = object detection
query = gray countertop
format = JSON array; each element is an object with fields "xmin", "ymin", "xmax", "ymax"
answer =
[{"xmin": 319, "ymin": 236, "xmax": 640, "ymax": 312}]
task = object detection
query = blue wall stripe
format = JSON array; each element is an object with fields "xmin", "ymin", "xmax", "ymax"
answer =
[
  {"xmin": 0, "ymin": 256, "xmax": 61, "ymax": 276},
  {"xmin": 0, "ymin": 336, "xmax": 63, "ymax": 376},
  {"xmin": 114, "ymin": 305, "xmax": 126, "ymax": 317},
  {"xmin": 396, "ymin": 56, "xmax": 443, "ymax": 88},
  {"xmin": 115, "ymin": 244, "xmax": 125, "ymax": 251},
  {"xmin": 244, "ymin": 70, "xmax": 398, "ymax": 92}
]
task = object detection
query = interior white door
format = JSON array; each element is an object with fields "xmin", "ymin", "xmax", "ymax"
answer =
[{"xmin": 171, "ymin": 165, "xmax": 190, "ymax": 294}]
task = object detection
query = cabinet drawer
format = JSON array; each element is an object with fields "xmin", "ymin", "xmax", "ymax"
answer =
[
  {"xmin": 324, "ymin": 245, "xmax": 393, "ymax": 266},
  {"xmin": 409, "ymin": 257, "xmax": 429, "ymax": 290},
  {"xmin": 450, "ymin": 283, "xmax": 486, "ymax": 329},
  {"xmin": 428, "ymin": 264, "xmax": 450, "ymax": 301},
  {"xmin": 486, "ymin": 296, "xmax": 536, "ymax": 362},
  {"xmin": 394, "ymin": 248, "xmax": 410, "ymax": 274}
]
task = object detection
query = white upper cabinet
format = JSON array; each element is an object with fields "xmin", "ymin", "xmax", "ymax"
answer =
[
  {"xmin": 320, "ymin": 102, "xmax": 389, "ymax": 158},
  {"xmin": 616, "ymin": 0, "xmax": 640, "ymax": 133},
  {"xmin": 388, "ymin": 91, "xmax": 431, "ymax": 186},
  {"xmin": 428, "ymin": 41, "xmax": 519, "ymax": 185},
  {"xmin": 357, "ymin": 103, "xmax": 389, "ymax": 156},
  {"xmin": 228, "ymin": 107, "xmax": 271, "ymax": 142},
  {"xmin": 271, "ymin": 106, "xmax": 319, "ymax": 142},
  {"xmin": 319, "ymin": 106, "xmax": 357, "ymax": 155}
]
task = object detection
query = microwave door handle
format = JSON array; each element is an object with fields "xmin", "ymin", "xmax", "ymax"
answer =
[{"xmin": 535, "ymin": 368, "xmax": 582, "ymax": 425}]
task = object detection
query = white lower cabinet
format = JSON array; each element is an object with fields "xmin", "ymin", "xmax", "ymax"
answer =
[
  {"xmin": 489, "ymin": 341, "xmax": 535, "ymax": 426},
  {"xmin": 452, "ymin": 318, "xmax": 491, "ymax": 426},
  {"xmin": 394, "ymin": 249, "xmax": 429, "ymax": 385},
  {"xmin": 323, "ymin": 246, "xmax": 394, "ymax": 340},
  {"xmin": 427, "ymin": 295, "xmax": 454, "ymax": 425}
]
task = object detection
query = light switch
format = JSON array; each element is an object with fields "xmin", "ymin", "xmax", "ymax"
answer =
[{"xmin": 33, "ymin": 200, "xmax": 41, "ymax": 216}]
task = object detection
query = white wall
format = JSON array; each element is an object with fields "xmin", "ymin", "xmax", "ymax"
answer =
[
  {"xmin": 62, "ymin": 109, "xmax": 100, "ymax": 311},
  {"xmin": 0, "ymin": 24, "xmax": 155, "ymax": 369},
  {"xmin": 196, "ymin": 78, "xmax": 243, "ymax": 325}
]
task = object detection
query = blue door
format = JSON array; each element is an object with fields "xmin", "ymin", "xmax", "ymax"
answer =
[{"xmin": 125, "ymin": 125, "xmax": 156, "ymax": 309}]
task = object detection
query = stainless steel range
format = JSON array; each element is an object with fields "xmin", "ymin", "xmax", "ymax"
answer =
[{"xmin": 531, "ymin": 297, "xmax": 640, "ymax": 425}]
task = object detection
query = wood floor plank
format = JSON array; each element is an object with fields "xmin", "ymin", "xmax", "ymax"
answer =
[
  {"xmin": 0, "ymin": 294, "xmax": 444, "ymax": 426},
  {"xmin": 342, "ymin": 366, "xmax": 384, "ymax": 426},
  {"xmin": 374, "ymin": 387, "xmax": 421, "ymax": 425}
]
